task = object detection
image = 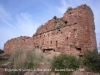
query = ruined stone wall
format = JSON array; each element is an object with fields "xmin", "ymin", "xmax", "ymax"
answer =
[
  {"xmin": 4, "ymin": 4, "xmax": 97, "ymax": 56},
  {"xmin": 4, "ymin": 36, "xmax": 33, "ymax": 52}
]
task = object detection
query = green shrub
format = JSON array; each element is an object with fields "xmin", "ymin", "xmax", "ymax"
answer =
[
  {"xmin": 83, "ymin": 50, "xmax": 100, "ymax": 73},
  {"xmin": 36, "ymin": 24, "xmax": 44, "ymax": 32},
  {"xmin": 0, "ymin": 49, "xmax": 4, "ymax": 54},
  {"xmin": 53, "ymin": 16, "xmax": 57, "ymax": 20},
  {"xmin": 51, "ymin": 53, "xmax": 80, "ymax": 75}
]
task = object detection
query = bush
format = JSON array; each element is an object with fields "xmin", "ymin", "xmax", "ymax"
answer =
[
  {"xmin": 83, "ymin": 50, "xmax": 100, "ymax": 73},
  {"xmin": 9, "ymin": 49, "xmax": 41, "ymax": 75},
  {"xmin": 67, "ymin": 7, "xmax": 73, "ymax": 12},
  {"xmin": 55, "ymin": 21, "xmax": 66, "ymax": 29},
  {"xmin": 51, "ymin": 53, "xmax": 80, "ymax": 75},
  {"xmin": 0, "ymin": 49, "xmax": 4, "ymax": 54},
  {"xmin": 9, "ymin": 50, "xmax": 29, "ymax": 75},
  {"xmin": 36, "ymin": 24, "xmax": 44, "ymax": 32},
  {"xmin": 9, "ymin": 49, "xmax": 28, "ymax": 69},
  {"xmin": 64, "ymin": 7, "xmax": 73, "ymax": 15},
  {"xmin": 53, "ymin": 16, "xmax": 57, "ymax": 20}
]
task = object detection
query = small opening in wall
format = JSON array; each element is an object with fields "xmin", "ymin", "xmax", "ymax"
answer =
[
  {"xmin": 74, "ymin": 23, "xmax": 77, "ymax": 25},
  {"xmin": 67, "ymin": 37, "xmax": 68, "ymax": 40},
  {"xmin": 35, "ymin": 45, "xmax": 39, "ymax": 48},
  {"xmin": 75, "ymin": 47, "xmax": 81, "ymax": 50},
  {"xmin": 70, "ymin": 45, "xmax": 74, "ymax": 48},
  {"xmin": 55, "ymin": 21, "xmax": 57, "ymax": 23},
  {"xmin": 56, "ymin": 41, "xmax": 58, "ymax": 48},
  {"xmin": 51, "ymin": 41, "xmax": 52, "ymax": 44},
  {"xmin": 46, "ymin": 27, "xmax": 47, "ymax": 30},
  {"xmin": 79, "ymin": 55, "xmax": 83, "ymax": 58},
  {"xmin": 69, "ymin": 12, "xmax": 71, "ymax": 14},
  {"xmin": 65, "ymin": 21, "xmax": 67, "ymax": 24},
  {"xmin": 58, "ymin": 29, "xmax": 60, "ymax": 31},
  {"xmin": 74, "ymin": 29, "xmax": 77, "ymax": 31},
  {"xmin": 43, "ymin": 50, "xmax": 45, "ymax": 52}
]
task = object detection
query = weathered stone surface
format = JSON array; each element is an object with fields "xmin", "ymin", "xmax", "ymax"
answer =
[{"xmin": 4, "ymin": 4, "xmax": 97, "ymax": 57}]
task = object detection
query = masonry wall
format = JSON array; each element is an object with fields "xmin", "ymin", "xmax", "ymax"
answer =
[{"xmin": 4, "ymin": 4, "xmax": 97, "ymax": 57}]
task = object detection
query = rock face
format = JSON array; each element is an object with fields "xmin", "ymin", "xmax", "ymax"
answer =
[{"xmin": 4, "ymin": 4, "xmax": 97, "ymax": 57}]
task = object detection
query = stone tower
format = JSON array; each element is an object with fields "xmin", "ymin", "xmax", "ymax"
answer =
[{"xmin": 4, "ymin": 4, "xmax": 97, "ymax": 57}]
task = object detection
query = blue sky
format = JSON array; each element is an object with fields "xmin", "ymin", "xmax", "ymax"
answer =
[{"xmin": 0, "ymin": 0, "xmax": 100, "ymax": 51}]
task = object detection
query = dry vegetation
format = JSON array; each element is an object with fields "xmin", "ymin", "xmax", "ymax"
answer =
[
  {"xmin": 1, "ymin": 48, "xmax": 100, "ymax": 75},
  {"xmin": 8, "ymin": 48, "xmax": 56, "ymax": 75},
  {"xmin": 55, "ymin": 20, "xmax": 66, "ymax": 29}
]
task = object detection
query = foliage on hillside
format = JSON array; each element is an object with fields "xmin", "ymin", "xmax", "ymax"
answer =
[
  {"xmin": 53, "ymin": 16, "xmax": 57, "ymax": 20},
  {"xmin": 9, "ymin": 49, "xmax": 41, "ymax": 75},
  {"xmin": 83, "ymin": 50, "xmax": 100, "ymax": 73},
  {"xmin": 8, "ymin": 48, "xmax": 55, "ymax": 75},
  {"xmin": 0, "ymin": 49, "xmax": 4, "ymax": 54},
  {"xmin": 2, "ymin": 49, "xmax": 100, "ymax": 75},
  {"xmin": 64, "ymin": 7, "xmax": 73, "ymax": 15},
  {"xmin": 51, "ymin": 53, "xmax": 80, "ymax": 75}
]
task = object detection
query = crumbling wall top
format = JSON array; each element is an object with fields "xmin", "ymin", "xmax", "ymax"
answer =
[{"xmin": 33, "ymin": 4, "xmax": 93, "ymax": 36}]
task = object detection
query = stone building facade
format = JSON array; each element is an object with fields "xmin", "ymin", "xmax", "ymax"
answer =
[{"xmin": 4, "ymin": 4, "xmax": 97, "ymax": 57}]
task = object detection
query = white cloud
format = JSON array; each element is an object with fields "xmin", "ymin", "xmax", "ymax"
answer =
[
  {"xmin": 58, "ymin": 0, "xmax": 68, "ymax": 14},
  {"xmin": 57, "ymin": 0, "xmax": 77, "ymax": 14},
  {"xmin": 15, "ymin": 12, "xmax": 39, "ymax": 36},
  {"xmin": 0, "ymin": 4, "xmax": 15, "ymax": 28},
  {"xmin": 0, "ymin": 4, "xmax": 39, "ymax": 49}
]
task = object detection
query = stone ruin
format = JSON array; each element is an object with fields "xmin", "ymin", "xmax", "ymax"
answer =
[{"xmin": 3, "ymin": 4, "xmax": 97, "ymax": 57}]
